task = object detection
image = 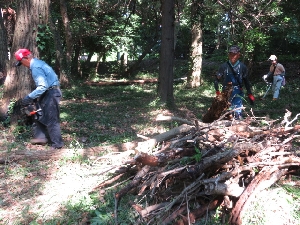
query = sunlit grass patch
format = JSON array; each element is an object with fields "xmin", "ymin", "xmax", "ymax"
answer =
[{"xmin": 241, "ymin": 185, "xmax": 300, "ymax": 225}]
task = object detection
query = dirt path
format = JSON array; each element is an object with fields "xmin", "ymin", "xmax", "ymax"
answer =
[{"xmin": 0, "ymin": 143, "xmax": 135, "ymax": 224}]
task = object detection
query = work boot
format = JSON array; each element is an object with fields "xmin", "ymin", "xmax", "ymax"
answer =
[
  {"xmin": 272, "ymin": 98, "xmax": 277, "ymax": 100},
  {"xmin": 30, "ymin": 138, "xmax": 48, "ymax": 145}
]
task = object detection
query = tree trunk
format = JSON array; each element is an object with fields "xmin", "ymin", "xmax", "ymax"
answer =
[
  {"xmin": 158, "ymin": 0, "xmax": 175, "ymax": 106},
  {"xmin": 187, "ymin": 0, "xmax": 203, "ymax": 88},
  {"xmin": 59, "ymin": 0, "xmax": 73, "ymax": 85},
  {"xmin": 0, "ymin": 0, "xmax": 50, "ymax": 123},
  {"xmin": 0, "ymin": 7, "xmax": 8, "ymax": 85},
  {"xmin": 49, "ymin": 2, "xmax": 69, "ymax": 87},
  {"xmin": 2, "ymin": 6, "xmax": 16, "ymax": 48}
]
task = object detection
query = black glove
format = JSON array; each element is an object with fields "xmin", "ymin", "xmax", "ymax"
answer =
[{"xmin": 22, "ymin": 95, "xmax": 33, "ymax": 106}]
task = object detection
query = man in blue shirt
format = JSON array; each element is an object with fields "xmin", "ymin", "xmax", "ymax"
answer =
[
  {"xmin": 214, "ymin": 45, "xmax": 255, "ymax": 119},
  {"xmin": 15, "ymin": 49, "xmax": 64, "ymax": 149}
]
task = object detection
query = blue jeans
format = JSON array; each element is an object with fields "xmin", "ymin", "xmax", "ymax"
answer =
[
  {"xmin": 272, "ymin": 75, "xmax": 283, "ymax": 99},
  {"xmin": 230, "ymin": 86, "xmax": 244, "ymax": 119}
]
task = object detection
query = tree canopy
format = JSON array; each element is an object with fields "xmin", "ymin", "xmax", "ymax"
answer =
[{"xmin": 0, "ymin": 0, "xmax": 300, "ymax": 113}]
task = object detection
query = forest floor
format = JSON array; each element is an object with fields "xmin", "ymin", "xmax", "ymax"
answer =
[{"xmin": 0, "ymin": 60, "xmax": 300, "ymax": 224}]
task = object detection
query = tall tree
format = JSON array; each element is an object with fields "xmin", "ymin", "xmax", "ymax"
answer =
[
  {"xmin": 0, "ymin": 0, "xmax": 50, "ymax": 123},
  {"xmin": 158, "ymin": 0, "xmax": 175, "ymax": 106},
  {"xmin": 59, "ymin": 0, "xmax": 72, "ymax": 85},
  {"xmin": 187, "ymin": 0, "xmax": 203, "ymax": 88},
  {"xmin": 0, "ymin": 6, "xmax": 8, "ymax": 81},
  {"xmin": 48, "ymin": 2, "xmax": 69, "ymax": 86}
]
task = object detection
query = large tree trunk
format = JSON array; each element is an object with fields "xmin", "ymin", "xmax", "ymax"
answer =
[
  {"xmin": 187, "ymin": 0, "xmax": 203, "ymax": 88},
  {"xmin": 0, "ymin": 0, "xmax": 49, "ymax": 123},
  {"xmin": 158, "ymin": 0, "xmax": 175, "ymax": 106}
]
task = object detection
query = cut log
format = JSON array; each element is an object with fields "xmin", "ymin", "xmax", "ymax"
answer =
[
  {"xmin": 134, "ymin": 148, "xmax": 196, "ymax": 167},
  {"xmin": 135, "ymin": 124, "xmax": 194, "ymax": 153}
]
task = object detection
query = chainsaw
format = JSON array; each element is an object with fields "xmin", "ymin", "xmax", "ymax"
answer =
[{"xmin": 21, "ymin": 103, "xmax": 42, "ymax": 116}]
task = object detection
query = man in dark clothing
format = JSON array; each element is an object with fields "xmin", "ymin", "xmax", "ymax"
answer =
[
  {"xmin": 214, "ymin": 45, "xmax": 255, "ymax": 119},
  {"xmin": 15, "ymin": 49, "xmax": 64, "ymax": 149}
]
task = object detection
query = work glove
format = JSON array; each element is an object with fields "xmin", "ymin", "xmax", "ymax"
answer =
[
  {"xmin": 263, "ymin": 75, "xmax": 268, "ymax": 81},
  {"xmin": 248, "ymin": 94, "xmax": 255, "ymax": 105},
  {"xmin": 216, "ymin": 90, "xmax": 221, "ymax": 96},
  {"xmin": 22, "ymin": 95, "xmax": 33, "ymax": 106}
]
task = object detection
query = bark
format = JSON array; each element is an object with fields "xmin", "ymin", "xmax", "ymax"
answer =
[
  {"xmin": 2, "ymin": 6, "xmax": 16, "ymax": 47},
  {"xmin": 134, "ymin": 148, "xmax": 196, "ymax": 166},
  {"xmin": 49, "ymin": 2, "xmax": 69, "ymax": 87},
  {"xmin": 59, "ymin": 0, "xmax": 72, "ymax": 85},
  {"xmin": 158, "ymin": 0, "xmax": 175, "ymax": 106},
  {"xmin": 173, "ymin": 198, "xmax": 223, "ymax": 225},
  {"xmin": 136, "ymin": 124, "xmax": 194, "ymax": 153},
  {"xmin": 0, "ymin": 0, "xmax": 50, "ymax": 123},
  {"xmin": 0, "ymin": 7, "xmax": 8, "ymax": 86},
  {"xmin": 115, "ymin": 165, "xmax": 151, "ymax": 200},
  {"xmin": 187, "ymin": 0, "xmax": 203, "ymax": 88},
  {"xmin": 59, "ymin": 0, "xmax": 72, "ymax": 61},
  {"xmin": 202, "ymin": 83, "xmax": 233, "ymax": 123}
]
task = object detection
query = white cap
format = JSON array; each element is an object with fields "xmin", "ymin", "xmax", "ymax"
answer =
[{"xmin": 268, "ymin": 55, "xmax": 277, "ymax": 61}]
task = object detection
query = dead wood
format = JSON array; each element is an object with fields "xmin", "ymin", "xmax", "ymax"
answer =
[
  {"xmin": 135, "ymin": 124, "xmax": 195, "ymax": 153},
  {"xmin": 85, "ymin": 79, "xmax": 158, "ymax": 86},
  {"xmin": 115, "ymin": 165, "xmax": 151, "ymax": 201},
  {"xmin": 174, "ymin": 198, "xmax": 224, "ymax": 225},
  {"xmin": 139, "ymin": 202, "xmax": 169, "ymax": 218},
  {"xmin": 107, "ymin": 111, "xmax": 300, "ymax": 224},
  {"xmin": 202, "ymin": 83, "xmax": 233, "ymax": 123},
  {"xmin": 182, "ymin": 148, "xmax": 241, "ymax": 178},
  {"xmin": 134, "ymin": 148, "xmax": 196, "ymax": 166}
]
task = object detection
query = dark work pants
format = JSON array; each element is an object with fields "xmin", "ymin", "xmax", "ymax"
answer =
[{"xmin": 33, "ymin": 88, "xmax": 64, "ymax": 148}]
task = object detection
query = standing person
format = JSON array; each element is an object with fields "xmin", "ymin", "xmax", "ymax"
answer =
[
  {"xmin": 15, "ymin": 49, "xmax": 64, "ymax": 149},
  {"xmin": 214, "ymin": 45, "xmax": 255, "ymax": 119},
  {"xmin": 263, "ymin": 55, "xmax": 285, "ymax": 100}
]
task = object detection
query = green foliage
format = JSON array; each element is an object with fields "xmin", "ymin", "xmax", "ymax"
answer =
[
  {"xmin": 36, "ymin": 24, "xmax": 52, "ymax": 51},
  {"xmin": 193, "ymin": 146, "xmax": 202, "ymax": 162},
  {"xmin": 89, "ymin": 210, "xmax": 111, "ymax": 225},
  {"xmin": 2, "ymin": 99, "xmax": 16, "ymax": 127}
]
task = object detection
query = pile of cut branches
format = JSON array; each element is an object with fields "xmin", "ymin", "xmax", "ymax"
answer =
[{"xmin": 98, "ymin": 111, "xmax": 300, "ymax": 225}]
